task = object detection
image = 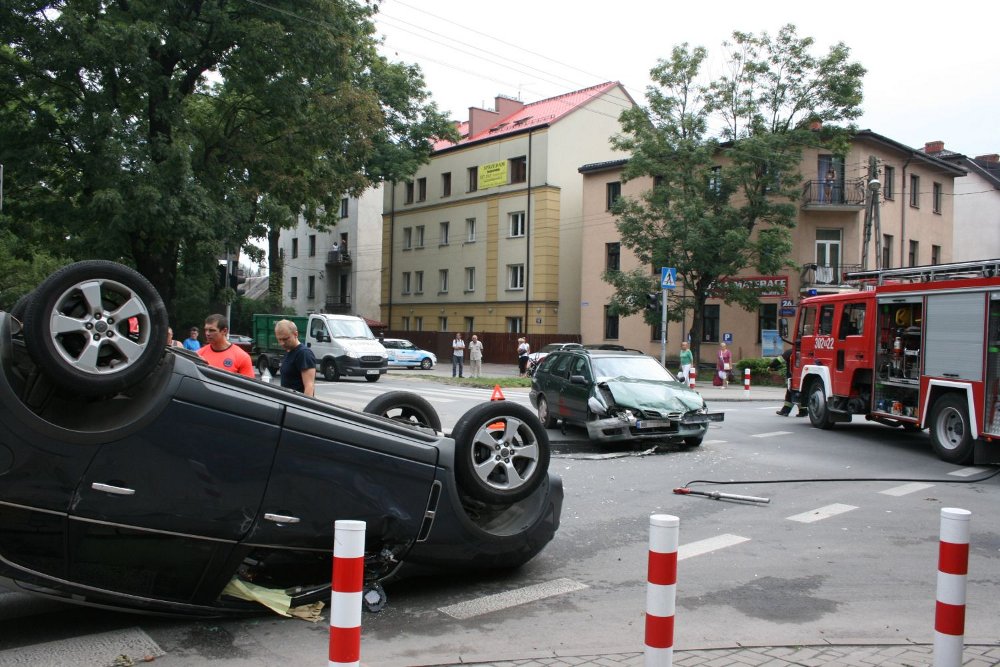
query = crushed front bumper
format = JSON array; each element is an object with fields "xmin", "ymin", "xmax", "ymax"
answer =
[{"xmin": 585, "ymin": 411, "xmax": 724, "ymax": 443}]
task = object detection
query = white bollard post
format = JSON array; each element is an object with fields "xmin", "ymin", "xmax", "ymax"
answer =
[
  {"xmin": 330, "ymin": 520, "xmax": 366, "ymax": 667},
  {"xmin": 645, "ymin": 514, "xmax": 678, "ymax": 666},
  {"xmin": 688, "ymin": 367, "xmax": 696, "ymax": 390},
  {"xmin": 933, "ymin": 508, "xmax": 970, "ymax": 667},
  {"xmin": 743, "ymin": 367, "xmax": 751, "ymax": 398}
]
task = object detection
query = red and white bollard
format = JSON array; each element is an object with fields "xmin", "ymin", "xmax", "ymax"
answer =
[
  {"xmin": 743, "ymin": 367, "xmax": 751, "ymax": 398},
  {"xmin": 934, "ymin": 508, "xmax": 970, "ymax": 667},
  {"xmin": 688, "ymin": 367, "xmax": 696, "ymax": 390},
  {"xmin": 645, "ymin": 514, "xmax": 678, "ymax": 666},
  {"xmin": 330, "ymin": 520, "xmax": 366, "ymax": 667}
]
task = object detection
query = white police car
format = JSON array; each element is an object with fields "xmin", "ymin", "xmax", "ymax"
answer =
[{"xmin": 383, "ymin": 338, "xmax": 437, "ymax": 370}]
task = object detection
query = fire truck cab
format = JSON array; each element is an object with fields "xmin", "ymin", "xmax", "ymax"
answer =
[{"xmin": 791, "ymin": 260, "xmax": 1000, "ymax": 464}]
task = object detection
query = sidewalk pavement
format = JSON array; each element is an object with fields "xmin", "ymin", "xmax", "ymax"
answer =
[{"xmin": 427, "ymin": 642, "xmax": 1000, "ymax": 666}]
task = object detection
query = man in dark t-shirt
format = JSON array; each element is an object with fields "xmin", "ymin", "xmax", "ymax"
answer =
[{"xmin": 275, "ymin": 319, "xmax": 316, "ymax": 396}]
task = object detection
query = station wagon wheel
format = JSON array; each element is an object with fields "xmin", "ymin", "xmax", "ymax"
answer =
[
  {"xmin": 363, "ymin": 391, "xmax": 442, "ymax": 432},
  {"xmin": 451, "ymin": 401, "xmax": 550, "ymax": 504},
  {"xmin": 536, "ymin": 395, "xmax": 555, "ymax": 428},
  {"xmin": 929, "ymin": 394, "xmax": 974, "ymax": 464},
  {"xmin": 23, "ymin": 260, "xmax": 167, "ymax": 396},
  {"xmin": 420, "ymin": 357, "xmax": 433, "ymax": 370}
]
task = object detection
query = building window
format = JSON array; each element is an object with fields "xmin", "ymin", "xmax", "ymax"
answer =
[
  {"xmin": 606, "ymin": 181, "xmax": 622, "ymax": 210},
  {"xmin": 909, "ymin": 240, "xmax": 919, "ymax": 266},
  {"xmin": 401, "ymin": 272, "xmax": 411, "ymax": 294},
  {"xmin": 290, "ymin": 277, "xmax": 298, "ymax": 300},
  {"xmin": 465, "ymin": 267, "xmax": 475, "ymax": 292},
  {"xmin": 340, "ymin": 198, "xmax": 349, "ymax": 218},
  {"xmin": 909, "ymin": 174, "xmax": 920, "ymax": 208},
  {"xmin": 464, "ymin": 317, "xmax": 474, "ymax": 332},
  {"xmin": 438, "ymin": 316, "xmax": 447, "ymax": 331},
  {"xmin": 651, "ymin": 322, "xmax": 662, "ymax": 342},
  {"xmin": 509, "ymin": 156, "xmax": 527, "ymax": 183},
  {"xmin": 405, "ymin": 181, "xmax": 414, "ymax": 204},
  {"xmin": 466, "ymin": 218, "xmax": 477, "ymax": 242},
  {"xmin": 307, "ymin": 276, "xmax": 316, "ymax": 299},
  {"xmin": 509, "ymin": 211, "xmax": 526, "ymax": 237},
  {"xmin": 883, "ymin": 166, "xmax": 895, "ymax": 200},
  {"xmin": 702, "ymin": 304, "xmax": 720, "ymax": 342},
  {"xmin": 933, "ymin": 182, "xmax": 942, "ymax": 213},
  {"xmin": 468, "ymin": 166, "xmax": 478, "ymax": 192},
  {"xmin": 442, "ymin": 172, "xmax": 451, "ymax": 197},
  {"xmin": 402, "ymin": 227, "xmax": 412, "ymax": 250},
  {"xmin": 414, "ymin": 271, "xmax": 424, "ymax": 294},
  {"xmin": 815, "ymin": 229, "xmax": 842, "ymax": 284},
  {"xmin": 415, "ymin": 225, "xmax": 425, "ymax": 248},
  {"xmin": 604, "ymin": 305, "xmax": 620, "ymax": 340},
  {"xmin": 606, "ymin": 242, "xmax": 621, "ymax": 272},
  {"xmin": 417, "ymin": 177, "xmax": 427, "ymax": 202},
  {"xmin": 757, "ymin": 303, "xmax": 777, "ymax": 343},
  {"xmin": 439, "ymin": 221, "xmax": 449, "ymax": 245},
  {"xmin": 932, "ymin": 244, "xmax": 941, "ymax": 265},
  {"xmin": 401, "ymin": 316, "xmax": 410, "ymax": 331},
  {"xmin": 506, "ymin": 317, "xmax": 523, "ymax": 334},
  {"xmin": 291, "ymin": 238, "xmax": 299, "ymax": 259},
  {"xmin": 439, "ymin": 269, "xmax": 449, "ymax": 293},
  {"xmin": 414, "ymin": 316, "xmax": 423, "ymax": 331},
  {"xmin": 308, "ymin": 235, "xmax": 316, "ymax": 257},
  {"xmin": 508, "ymin": 264, "xmax": 525, "ymax": 290},
  {"xmin": 882, "ymin": 234, "xmax": 893, "ymax": 269}
]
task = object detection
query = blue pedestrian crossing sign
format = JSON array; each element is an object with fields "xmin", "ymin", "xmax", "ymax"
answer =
[{"xmin": 660, "ymin": 267, "xmax": 677, "ymax": 290}]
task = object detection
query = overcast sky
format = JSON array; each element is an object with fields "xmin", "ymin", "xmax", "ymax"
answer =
[{"xmin": 374, "ymin": 0, "xmax": 997, "ymax": 158}]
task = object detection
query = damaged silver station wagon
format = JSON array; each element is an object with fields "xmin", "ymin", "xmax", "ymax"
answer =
[{"xmin": 529, "ymin": 349, "xmax": 724, "ymax": 445}]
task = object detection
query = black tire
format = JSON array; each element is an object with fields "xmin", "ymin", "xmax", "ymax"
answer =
[
  {"xmin": 321, "ymin": 359, "xmax": 338, "ymax": 382},
  {"xmin": 807, "ymin": 382, "xmax": 834, "ymax": 429},
  {"xmin": 257, "ymin": 355, "xmax": 271, "ymax": 375},
  {"xmin": 23, "ymin": 260, "xmax": 167, "ymax": 397},
  {"xmin": 363, "ymin": 391, "xmax": 442, "ymax": 432},
  {"xmin": 365, "ymin": 374, "xmax": 380, "ymax": 382},
  {"xmin": 419, "ymin": 357, "xmax": 433, "ymax": 370},
  {"xmin": 10, "ymin": 292, "xmax": 31, "ymax": 334},
  {"xmin": 536, "ymin": 395, "xmax": 555, "ymax": 428},
  {"xmin": 451, "ymin": 401, "xmax": 550, "ymax": 504},
  {"xmin": 929, "ymin": 394, "xmax": 974, "ymax": 464}
]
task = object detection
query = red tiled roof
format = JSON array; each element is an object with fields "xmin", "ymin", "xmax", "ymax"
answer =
[{"xmin": 433, "ymin": 82, "xmax": 624, "ymax": 151}]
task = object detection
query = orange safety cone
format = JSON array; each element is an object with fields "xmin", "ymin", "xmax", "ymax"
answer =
[{"xmin": 490, "ymin": 385, "xmax": 506, "ymax": 401}]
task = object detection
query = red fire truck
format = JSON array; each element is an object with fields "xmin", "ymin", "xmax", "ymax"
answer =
[{"xmin": 790, "ymin": 259, "xmax": 1000, "ymax": 464}]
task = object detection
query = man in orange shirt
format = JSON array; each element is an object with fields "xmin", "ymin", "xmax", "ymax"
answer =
[{"xmin": 198, "ymin": 314, "xmax": 254, "ymax": 378}]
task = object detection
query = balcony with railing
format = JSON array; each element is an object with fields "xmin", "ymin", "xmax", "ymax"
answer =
[
  {"xmin": 799, "ymin": 262, "xmax": 863, "ymax": 291},
  {"xmin": 801, "ymin": 178, "xmax": 866, "ymax": 210},
  {"xmin": 325, "ymin": 249, "xmax": 352, "ymax": 266},
  {"xmin": 325, "ymin": 294, "xmax": 352, "ymax": 312}
]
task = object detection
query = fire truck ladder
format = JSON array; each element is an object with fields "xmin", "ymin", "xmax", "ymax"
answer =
[{"xmin": 845, "ymin": 259, "xmax": 1000, "ymax": 285}]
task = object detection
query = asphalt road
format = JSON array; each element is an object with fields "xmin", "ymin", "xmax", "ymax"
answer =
[{"xmin": 1, "ymin": 375, "xmax": 997, "ymax": 666}]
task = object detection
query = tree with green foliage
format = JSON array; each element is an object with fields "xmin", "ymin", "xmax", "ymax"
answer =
[
  {"xmin": 606, "ymin": 25, "xmax": 865, "ymax": 363},
  {"xmin": 0, "ymin": 0, "xmax": 455, "ymax": 316}
]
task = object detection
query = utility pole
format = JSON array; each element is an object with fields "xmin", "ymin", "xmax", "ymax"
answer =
[{"xmin": 861, "ymin": 155, "xmax": 882, "ymax": 270}]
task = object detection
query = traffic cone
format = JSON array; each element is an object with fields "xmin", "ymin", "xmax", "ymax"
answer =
[{"xmin": 490, "ymin": 385, "xmax": 505, "ymax": 401}]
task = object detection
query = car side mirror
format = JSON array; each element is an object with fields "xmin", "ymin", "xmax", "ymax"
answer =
[{"xmin": 569, "ymin": 374, "xmax": 588, "ymax": 385}]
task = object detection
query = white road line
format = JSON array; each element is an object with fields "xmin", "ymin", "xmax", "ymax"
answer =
[
  {"xmin": 438, "ymin": 577, "xmax": 588, "ymax": 620},
  {"xmin": 703, "ymin": 439, "xmax": 728, "ymax": 445},
  {"xmin": 879, "ymin": 482, "xmax": 935, "ymax": 496},
  {"xmin": 756, "ymin": 405, "xmax": 785, "ymax": 410},
  {"xmin": 786, "ymin": 503, "xmax": 858, "ymax": 523},
  {"xmin": 678, "ymin": 534, "xmax": 750, "ymax": 560},
  {"xmin": 751, "ymin": 431, "xmax": 793, "ymax": 438},
  {"xmin": 0, "ymin": 627, "xmax": 164, "ymax": 665},
  {"xmin": 948, "ymin": 467, "xmax": 989, "ymax": 477}
]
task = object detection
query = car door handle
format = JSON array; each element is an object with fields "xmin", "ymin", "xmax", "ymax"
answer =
[
  {"xmin": 264, "ymin": 513, "xmax": 301, "ymax": 524},
  {"xmin": 91, "ymin": 482, "xmax": 135, "ymax": 496}
]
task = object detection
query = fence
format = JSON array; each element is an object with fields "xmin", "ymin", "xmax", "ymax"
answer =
[{"xmin": 376, "ymin": 330, "xmax": 582, "ymax": 364}]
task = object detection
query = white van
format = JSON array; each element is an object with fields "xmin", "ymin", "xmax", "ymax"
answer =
[{"xmin": 305, "ymin": 314, "xmax": 388, "ymax": 382}]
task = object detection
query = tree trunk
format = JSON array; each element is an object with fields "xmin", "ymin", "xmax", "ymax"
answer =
[
  {"xmin": 134, "ymin": 242, "xmax": 179, "ymax": 310},
  {"xmin": 267, "ymin": 227, "xmax": 283, "ymax": 305}
]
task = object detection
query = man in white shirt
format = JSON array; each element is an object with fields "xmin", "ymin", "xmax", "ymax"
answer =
[{"xmin": 452, "ymin": 332, "xmax": 466, "ymax": 378}]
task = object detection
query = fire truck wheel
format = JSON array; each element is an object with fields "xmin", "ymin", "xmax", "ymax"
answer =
[
  {"xmin": 929, "ymin": 394, "xmax": 974, "ymax": 464},
  {"xmin": 806, "ymin": 383, "xmax": 834, "ymax": 429}
]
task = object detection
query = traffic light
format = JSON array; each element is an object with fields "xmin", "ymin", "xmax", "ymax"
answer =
[{"xmin": 645, "ymin": 292, "xmax": 660, "ymax": 313}]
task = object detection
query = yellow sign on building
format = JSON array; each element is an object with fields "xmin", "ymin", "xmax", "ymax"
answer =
[{"xmin": 478, "ymin": 160, "xmax": 508, "ymax": 190}]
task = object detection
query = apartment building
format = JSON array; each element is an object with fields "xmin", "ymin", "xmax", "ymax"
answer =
[
  {"xmin": 579, "ymin": 130, "xmax": 966, "ymax": 362},
  {"xmin": 381, "ymin": 82, "xmax": 634, "ymax": 335},
  {"xmin": 279, "ymin": 185, "xmax": 384, "ymax": 322}
]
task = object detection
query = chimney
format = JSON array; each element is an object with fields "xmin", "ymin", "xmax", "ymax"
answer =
[
  {"xmin": 467, "ymin": 106, "xmax": 499, "ymax": 139},
  {"xmin": 924, "ymin": 140, "xmax": 945, "ymax": 154},
  {"xmin": 975, "ymin": 154, "xmax": 999, "ymax": 165},
  {"xmin": 494, "ymin": 95, "xmax": 525, "ymax": 122}
]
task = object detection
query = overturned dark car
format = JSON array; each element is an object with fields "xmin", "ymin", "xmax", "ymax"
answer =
[{"xmin": 0, "ymin": 261, "xmax": 561, "ymax": 616}]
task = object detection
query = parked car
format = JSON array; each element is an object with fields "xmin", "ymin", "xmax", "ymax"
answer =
[
  {"xmin": 530, "ymin": 348, "xmax": 724, "ymax": 445},
  {"xmin": 229, "ymin": 333, "xmax": 254, "ymax": 355},
  {"xmin": 0, "ymin": 260, "xmax": 560, "ymax": 616},
  {"xmin": 525, "ymin": 342, "xmax": 583, "ymax": 376},
  {"xmin": 383, "ymin": 337, "xmax": 437, "ymax": 370}
]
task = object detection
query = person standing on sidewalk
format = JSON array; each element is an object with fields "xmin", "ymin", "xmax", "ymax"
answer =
[
  {"xmin": 517, "ymin": 337, "xmax": 531, "ymax": 376},
  {"xmin": 716, "ymin": 342, "xmax": 732, "ymax": 388},
  {"xmin": 678, "ymin": 340, "xmax": 693, "ymax": 385},
  {"xmin": 451, "ymin": 332, "xmax": 465, "ymax": 378},
  {"xmin": 468, "ymin": 334, "xmax": 484, "ymax": 378}
]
